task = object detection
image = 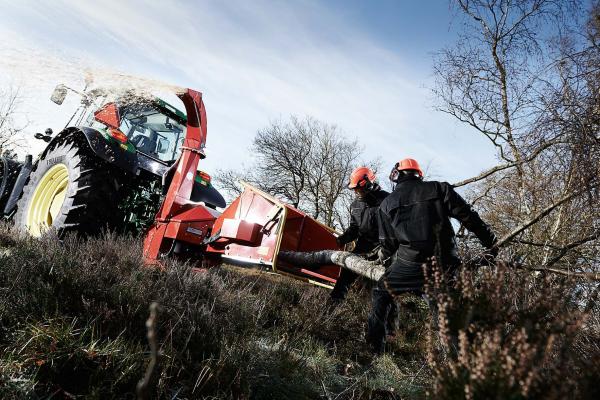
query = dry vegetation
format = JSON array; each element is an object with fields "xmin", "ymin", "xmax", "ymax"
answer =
[
  {"xmin": 0, "ymin": 224, "xmax": 597, "ymax": 399},
  {"xmin": 1, "ymin": 1, "xmax": 599, "ymax": 398},
  {"xmin": 0, "ymin": 225, "xmax": 429, "ymax": 399}
]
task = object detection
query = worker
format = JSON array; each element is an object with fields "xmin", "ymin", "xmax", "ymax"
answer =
[
  {"xmin": 331, "ymin": 167, "xmax": 389, "ymax": 305},
  {"xmin": 366, "ymin": 158, "xmax": 498, "ymax": 354}
]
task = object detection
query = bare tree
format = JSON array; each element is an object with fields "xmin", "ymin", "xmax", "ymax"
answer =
[
  {"xmin": 0, "ymin": 85, "xmax": 28, "ymax": 154},
  {"xmin": 435, "ymin": 0, "xmax": 577, "ymax": 188},
  {"xmin": 212, "ymin": 168, "xmax": 249, "ymax": 201},
  {"xmin": 215, "ymin": 116, "xmax": 372, "ymax": 230},
  {"xmin": 435, "ymin": 0, "xmax": 599, "ymax": 272},
  {"xmin": 252, "ymin": 116, "xmax": 315, "ymax": 209}
]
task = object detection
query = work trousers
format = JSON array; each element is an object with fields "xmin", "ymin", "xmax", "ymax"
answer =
[
  {"xmin": 366, "ymin": 279, "xmax": 399, "ymax": 354},
  {"xmin": 331, "ymin": 268, "xmax": 398, "ymax": 336},
  {"xmin": 367, "ymin": 258, "xmax": 460, "ymax": 354},
  {"xmin": 366, "ymin": 282, "xmax": 436, "ymax": 353}
]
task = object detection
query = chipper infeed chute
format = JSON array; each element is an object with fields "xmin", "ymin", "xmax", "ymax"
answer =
[{"xmin": 206, "ymin": 183, "xmax": 343, "ymax": 287}]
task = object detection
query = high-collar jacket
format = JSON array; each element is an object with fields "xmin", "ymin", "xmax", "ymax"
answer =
[
  {"xmin": 337, "ymin": 188, "xmax": 389, "ymax": 253},
  {"xmin": 378, "ymin": 176, "xmax": 497, "ymax": 266}
]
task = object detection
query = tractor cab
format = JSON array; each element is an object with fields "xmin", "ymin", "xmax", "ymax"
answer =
[
  {"xmin": 88, "ymin": 95, "xmax": 188, "ymax": 164},
  {"xmin": 87, "ymin": 93, "xmax": 224, "ymax": 211}
]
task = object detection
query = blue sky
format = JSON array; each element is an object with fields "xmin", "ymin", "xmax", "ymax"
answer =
[{"xmin": 0, "ymin": 0, "xmax": 497, "ymax": 184}]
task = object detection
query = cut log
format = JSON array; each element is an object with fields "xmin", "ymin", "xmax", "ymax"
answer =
[{"xmin": 278, "ymin": 250, "xmax": 384, "ymax": 281}]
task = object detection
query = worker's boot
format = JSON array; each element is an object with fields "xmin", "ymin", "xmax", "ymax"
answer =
[{"xmin": 328, "ymin": 269, "xmax": 359, "ymax": 308}]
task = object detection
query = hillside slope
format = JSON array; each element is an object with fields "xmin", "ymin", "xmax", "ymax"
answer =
[
  {"xmin": 0, "ymin": 225, "xmax": 597, "ymax": 399},
  {"xmin": 0, "ymin": 226, "xmax": 428, "ymax": 399}
]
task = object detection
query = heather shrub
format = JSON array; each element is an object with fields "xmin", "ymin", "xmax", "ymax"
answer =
[
  {"xmin": 1, "ymin": 223, "xmax": 596, "ymax": 398},
  {"xmin": 0, "ymin": 225, "xmax": 427, "ymax": 398},
  {"xmin": 424, "ymin": 258, "xmax": 599, "ymax": 400}
]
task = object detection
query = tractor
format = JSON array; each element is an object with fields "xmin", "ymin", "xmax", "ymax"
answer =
[
  {"xmin": 0, "ymin": 85, "xmax": 225, "ymax": 237},
  {"xmin": 0, "ymin": 85, "xmax": 343, "ymax": 287}
]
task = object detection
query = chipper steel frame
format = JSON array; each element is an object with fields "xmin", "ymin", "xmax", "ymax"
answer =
[{"xmin": 142, "ymin": 89, "xmax": 342, "ymax": 287}]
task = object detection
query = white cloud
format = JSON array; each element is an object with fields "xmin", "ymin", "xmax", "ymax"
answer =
[{"xmin": 0, "ymin": 0, "xmax": 497, "ymax": 183}]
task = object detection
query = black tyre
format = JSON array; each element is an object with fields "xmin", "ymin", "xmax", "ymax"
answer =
[
  {"xmin": 0, "ymin": 157, "xmax": 23, "ymax": 211},
  {"xmin": 14, "ymin": 137, "xmax": 120, "ymax": 237}
]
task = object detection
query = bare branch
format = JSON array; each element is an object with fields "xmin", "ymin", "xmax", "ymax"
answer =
[
  {"xmin": 0, "ymin": 85, "xmax": 28, "ymax": 153},
  {"xmin": 544, "ymin": 229, "xmax": 600, "ymax": 267},
  {"xmin": 513, "ymin": 262, "xmax": 600, "ymax": 281},
  {"xmin": 496, "ymin": 185, "xmax": 594, "ymax": 248},
  {"xmin": 453, "ymin": 138, "xmax": 562, "ymax": 187},
  {"xmin": 137, "ymin": 302, "xmax": 160, "ymax": 400}
]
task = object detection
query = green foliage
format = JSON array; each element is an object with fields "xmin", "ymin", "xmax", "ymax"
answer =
[
  {"xmin": 117, "ymin": 178, "xmax": 163, "ymax": 234},
  {"xmin": 1, "ymin": 318, "xmax": 144, "ymax": 398}
]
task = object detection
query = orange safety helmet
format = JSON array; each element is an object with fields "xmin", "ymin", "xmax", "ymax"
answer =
[
  {"xmin": 348, "ymin": 166, "xmax": 376, "ymax": 189},
  {"xmin": 389, "ymin": 158, "xmax": 423, "ymax": 183},
  {"xmin": 397, "ymin": 158, "xmax": 423, "ymax": 176}
]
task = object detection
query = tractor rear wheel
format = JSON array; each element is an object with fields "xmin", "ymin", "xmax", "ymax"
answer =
[{"xmin": 14, "ymin": 137, "xmax": 120, "ymax": 237}]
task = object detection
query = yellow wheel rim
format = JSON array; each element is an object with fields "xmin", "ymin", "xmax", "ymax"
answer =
[{"xmin": 26, "ymin": 163, "xmax": 69, "ymax": 237}]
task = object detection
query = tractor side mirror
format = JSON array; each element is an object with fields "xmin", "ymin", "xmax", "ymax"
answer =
[
  {"xmin": 33, "ymin": 128, "xmax": 53, "ymax": 142},
  {"xmin": 50, "ymin": 84, "xmax": 68, "ymax": 105},
  {"xmin": 34, "ymin": 133, "xmax": 52, "ymax": 142}
]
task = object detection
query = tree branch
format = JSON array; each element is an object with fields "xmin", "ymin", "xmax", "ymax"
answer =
[
  {"xmin": 495, "ymin": 185, "xmax": 594, "ymax": 248},
  {"xmin": 453, "ymin": 138, "xmax": 562, "ymax": 187},
  {"xmin": 544, "ymin": 229, "xmax": 600, "ymax": 267},
  {"xmin": 512, "ymin": 262, "xmax": 600, "ymax": 281}
]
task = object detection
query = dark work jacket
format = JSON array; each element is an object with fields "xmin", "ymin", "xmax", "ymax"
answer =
[
  {"xmin": 337, "ymin": 188, "xmax": 389, "ymax": 254},
  {"xmin": 378, "ymin": 176, "xmax": 497, "ymax": 292}
]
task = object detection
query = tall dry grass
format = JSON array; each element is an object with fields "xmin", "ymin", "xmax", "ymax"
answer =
[
  {"xmin": 0, "ymin": 225, "xmax": 427, "ymax": 399},
  {"xmin": 0, "ymin": 224, "xmax": 597, "ymax": 398}
]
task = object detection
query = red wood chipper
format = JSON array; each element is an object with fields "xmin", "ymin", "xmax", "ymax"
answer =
[{"xmin": 143, "ymin": 89, "xmax": 342, "ymax": 287}]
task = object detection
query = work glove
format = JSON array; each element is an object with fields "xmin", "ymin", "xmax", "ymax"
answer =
[
  {"xmin": 364, "ymin": 245, "xmax": 381, "ymax": 261},
  {"xmin": 377, "ymin": 247, "xmax": 393, "ymax": 268},
  {"xmin": 336, "ymin": 236, "xmax": 357, "ymax": 252}
]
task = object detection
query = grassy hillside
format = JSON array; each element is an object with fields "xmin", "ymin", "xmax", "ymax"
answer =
[{"xmin": 0, "ymin": 224, "xmax": 597, "ymax": 399}]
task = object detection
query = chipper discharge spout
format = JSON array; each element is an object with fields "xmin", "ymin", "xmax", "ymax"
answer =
[
  {"xmin": 204, "ymin": 183, "xmax": 344, "ymax": 287},
  {"xmin": 143, "ymin": 89, "xmax": 223, "ymax": 263}
]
